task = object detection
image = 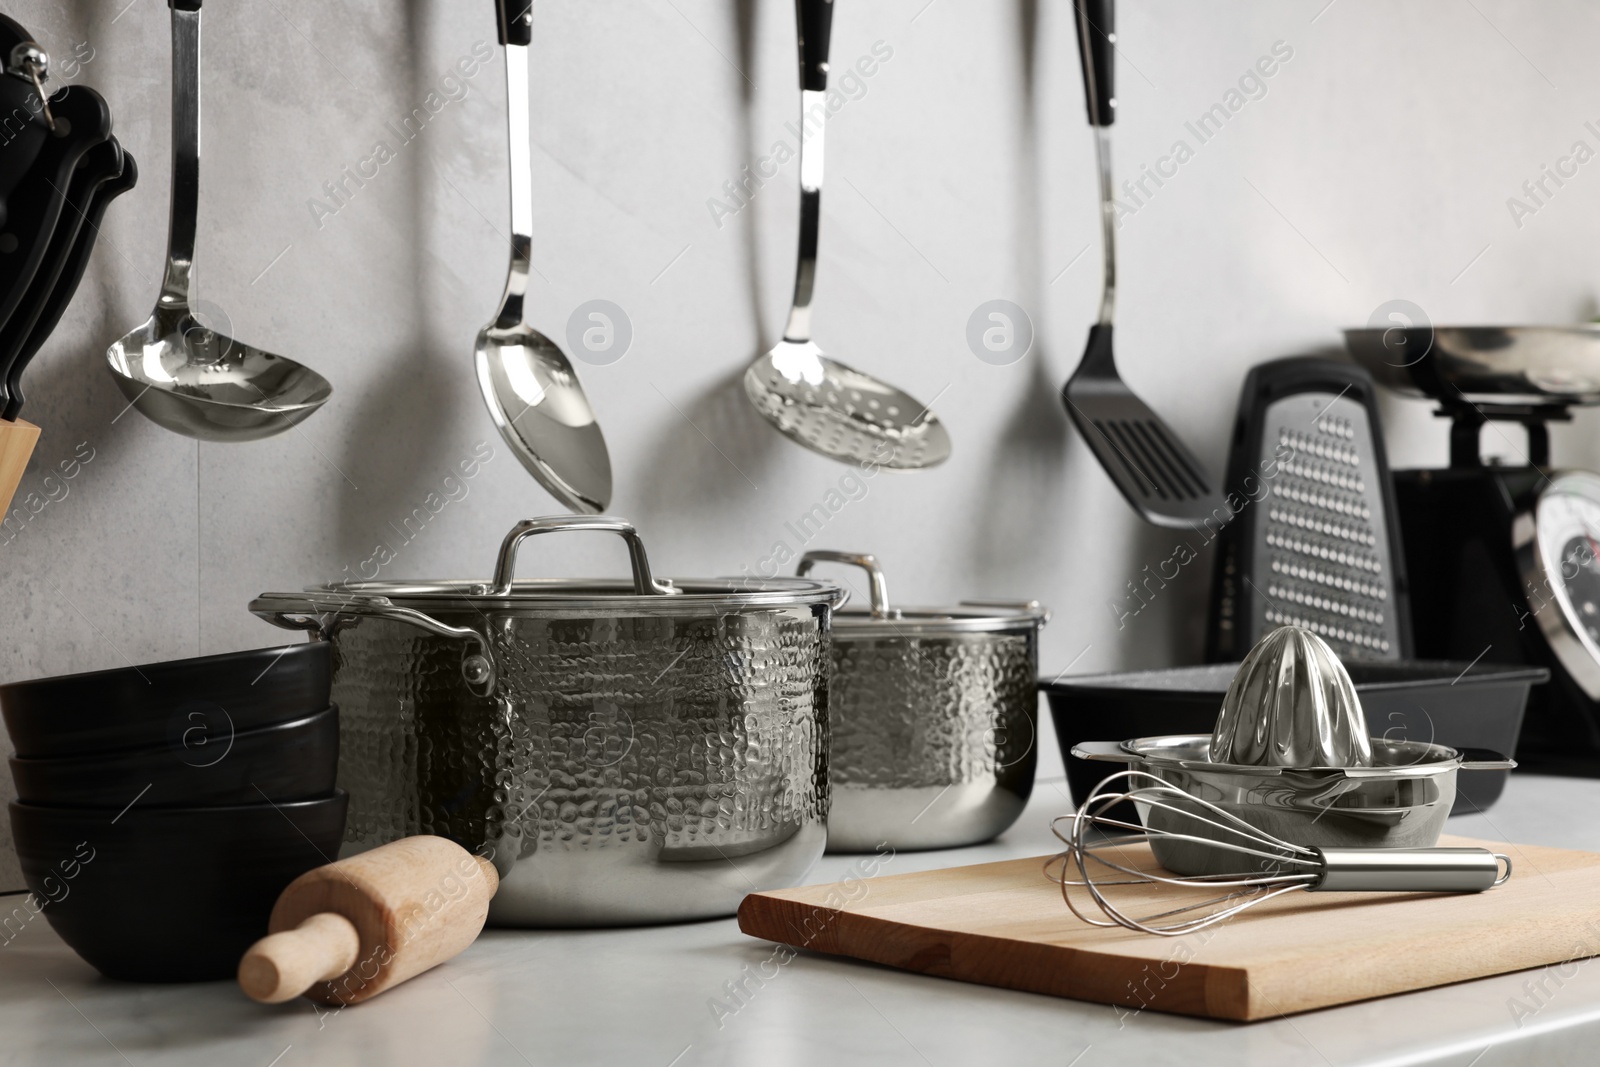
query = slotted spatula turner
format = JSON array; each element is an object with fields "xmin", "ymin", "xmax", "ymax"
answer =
[{"xmin": 1061, "ymin": 0, "xmax": 1222, "ymax": 529}]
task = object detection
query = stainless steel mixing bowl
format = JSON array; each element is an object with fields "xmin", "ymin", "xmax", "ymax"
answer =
[
  {"xmin": 796, "ymin": 551, "xmax": 1048, "ymax": 852},
  {"xmin": 1345, "ymin": 324, "xmax": 1600, "ymax": 407},
  {"xmin": 252, "ymin": 516, "xmax": 845, "ymax": 927},
  {"xmin": 1074, "ymin": 735, "xmax": 1515, "ymax": 876}
]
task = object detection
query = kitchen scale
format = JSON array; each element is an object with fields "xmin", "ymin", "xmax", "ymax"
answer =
[{"xmin": 1346, "ymin": 324, "xmax": 1600, "ymax": 773}]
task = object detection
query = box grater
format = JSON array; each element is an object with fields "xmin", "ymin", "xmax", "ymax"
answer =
[{"xmin": 1207, "ymin": 358, "xmax": 1411, "ymax": 662}]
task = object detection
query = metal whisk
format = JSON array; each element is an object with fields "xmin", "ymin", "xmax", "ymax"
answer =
[{"xmin": 1048, "ymin": 770, "xmax": 1512, "ymax": 937}]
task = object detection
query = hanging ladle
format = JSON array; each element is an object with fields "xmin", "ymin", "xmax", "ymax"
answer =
[
  {"xmin": 473, "ymin": 0, "xmax": 611, "ymax": 513},
  {"xmin": 106, "ymin": 0, "xmax": 330, "ymax": 442},
  {"xmin": 742, "ymin": 0, "xmax": 950, "ymax": 470}
]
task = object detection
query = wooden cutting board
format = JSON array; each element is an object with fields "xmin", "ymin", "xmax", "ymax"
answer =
[{"xmin": 738, "ymin": 835, "xmax": 1600, "ymax": 1021}]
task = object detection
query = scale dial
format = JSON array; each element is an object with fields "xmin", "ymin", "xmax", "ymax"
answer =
[{"xmin": 1519, "ymin": 471, "xmax": 1600, "ymax": 699}]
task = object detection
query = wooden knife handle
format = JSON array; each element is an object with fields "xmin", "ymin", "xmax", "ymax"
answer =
[{"xmin": 0, "ymin": 419, "xmax": 40, "ymax": 515}]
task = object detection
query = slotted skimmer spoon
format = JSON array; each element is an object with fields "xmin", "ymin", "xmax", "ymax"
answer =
[
  {"xmin": 474, "ymin": 0, "xmax": 611, "ymax": 513},
  {"xmin": 1060, "ymin": 0, "xmax": 1221, "ymax": 528},
  {"xmin": 106, "ymin": 0, "xmax": 330, "ymax": 443},
  {"xmin": 743, "ymin": 0, "xmax": 950, "ymax": 470}
]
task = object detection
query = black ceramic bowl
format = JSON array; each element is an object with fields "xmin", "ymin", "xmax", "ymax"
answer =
[
  {"xmin": 1043, "ymin": 660, "xmax": 1548, "ymax": 818},
  {"xmin": 9, "ymin": 791, "xmax": 348, "ymax": 982},
  {"xmin": 0, "ymin": 641, "xmax": 330, "ymax": 758},
  {"xmin": 8, "ymin": 705, "xmax": 339, "ymax": 808}
]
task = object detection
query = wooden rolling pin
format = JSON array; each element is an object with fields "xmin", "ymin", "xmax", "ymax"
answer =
[{"xmin": 238, "ymin": 836, "xmax": 498, "ymax": 1006}]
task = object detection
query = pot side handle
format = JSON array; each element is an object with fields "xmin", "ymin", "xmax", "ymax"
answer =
[
  {"xmin": 1070, "ymin": 741, "xmax": 1132, "ymax": 763},
  {"xmin": 1456, "ymin": 748, "xmax": 1518, "ymax": 771},
  {"xmin": 248, "ymin": 592, "xmax": 497, "ymax": 697},
  {"xmin": 960, "ymin": 599, "xmax": 1052, "ymax": 625}
]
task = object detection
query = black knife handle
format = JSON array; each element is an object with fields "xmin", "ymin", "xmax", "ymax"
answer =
[
  {"xmin": 1073, "ymin": 0, "xmax": 1115, "ymax": 127},
  {"xmin": 496, "ymin": 0, "xmax": 532, "ymax": 47},
  {"xmin": 797, "ymin": 0, "xmax": 833, "ymax": 92},
  {"xmin": 170, "ymin": 0, "xmax": 201, "ymax": 11}
]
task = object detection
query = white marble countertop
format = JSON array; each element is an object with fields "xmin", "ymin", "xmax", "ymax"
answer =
[{"xmin": 4, "ymin": 773, "xmax": 1600, "ymax": 1067}]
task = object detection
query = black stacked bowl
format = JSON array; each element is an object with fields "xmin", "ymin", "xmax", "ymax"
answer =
[
  {"xmin": 0, "ymin": 643, "xmax": 334, "ymax": 757},
  {"xmin": 2, "ymin": 641, "xmax": 346, "ymax": 981}
]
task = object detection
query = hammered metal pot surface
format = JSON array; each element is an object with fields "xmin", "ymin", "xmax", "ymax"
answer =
[
  {"xmin": 331, "ymin": 605, "xmax": 830, "ymax": 926},
  {"xmin": 826, "ymin": 629, "xmax": 1037, "ymax": 852}
]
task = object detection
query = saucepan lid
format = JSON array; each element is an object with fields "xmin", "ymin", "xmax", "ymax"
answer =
[
  {"xmin": 795, "ymin": 550, "xmax": 1049, "ymax": 637},
  {"xmin": 251, "ymin": 517, "xmax": 847, "ymax": 698},
  {"xmin": 253, "ymin": 515, "xmax": 846, "ymax": 617}
]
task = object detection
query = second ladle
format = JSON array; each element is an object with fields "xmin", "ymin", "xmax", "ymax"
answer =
[
  {"xmin": 474, "ymin": 0, "xmax": 611, "ymax": 514},
  {"xmin": 105, "ymin": 0, "xmax": 329, "ymax": 442},
  {"xmin": 743, "ymin": 0, "xmax": 950, "ymax": 471}
]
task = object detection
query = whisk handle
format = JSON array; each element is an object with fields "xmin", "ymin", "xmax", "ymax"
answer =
[{"xmin": 1313, "ymin": 848, "xmax": 1510, "ymax": 894}]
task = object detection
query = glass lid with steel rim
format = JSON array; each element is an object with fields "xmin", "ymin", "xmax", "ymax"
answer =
[
  {"xmin": 1518, "ymin": 471, "xmax": 1600, "ymax": 699},
  {"xmin": 795, "ymin": 551, "xmax": 1049, "ymax": 636}
]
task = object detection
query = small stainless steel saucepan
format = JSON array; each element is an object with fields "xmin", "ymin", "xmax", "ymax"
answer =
[{"xmin": 797, "ymin": 551, "xmax": 1049, "ymax": 852}]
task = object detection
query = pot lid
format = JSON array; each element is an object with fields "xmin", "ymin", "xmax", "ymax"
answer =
[
  {"xmin": 298, "ymin": 577, "xmax": 839, "ymax": 612},
  {"xmin": 255, "ymin": 516, "xmax": 846, "ymax": 616},
  {"xmin": 251, "ymin": 517, "xmax": 848, "ymax": 701},
  {"xmin": 795, "ymin": 551, "xmax": 1049, "ymax": 636}
]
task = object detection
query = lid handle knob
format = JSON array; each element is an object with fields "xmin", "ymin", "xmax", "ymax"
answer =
[
  {"xmin": 797, "ymin": 551, "xmax": 889, "ymax": 618},
  {"xmin": 490, "ymin": 515, "xmax": 677, "ymax": 598}
]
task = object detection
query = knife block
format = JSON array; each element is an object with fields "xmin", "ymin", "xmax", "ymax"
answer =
[
  {"xmin": 238, "ymin": 836, "xmax": 498, "ymax": 1006},
  {"xmin": 0, "ymin": 419, "xmax": 39, "ymax": 515}
]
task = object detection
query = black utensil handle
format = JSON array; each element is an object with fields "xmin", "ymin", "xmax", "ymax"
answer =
[
  {"xmin": 496, "ymin": 0, "xmax": 532, "ymax": 47},
  {"xmin": 0, "ymin": 137, "xmax": 120, "ymax": 362},
  {"xmin": 0, "ymin": 79, "xmax": 47, "ymax": 210},
  {"xmin": 169, "ymin": 0, "xmax": 200, "ymax": 10},
  {"xmin": 797, "ymin": 0, "xmax": 833, "ymax": 92},
  {"xmin": 4, "ymin": 150, "xmax": 136, "ymax": 422},
  {"xmin": 1073, "ymin": 0, "xmax": 1115, "ymax": 126},
  {"xmin": 0, "ymin": 85, "xmax": 112, "ymax": 351}
]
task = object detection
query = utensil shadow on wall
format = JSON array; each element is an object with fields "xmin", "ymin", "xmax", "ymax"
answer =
[
  {"xmin": 329, "ymin": 0, "xmax": 464, "ymax": 573},
  {"xmin": 967, "ymin": 357, "xmax": 1073, "ymax": 575},
  {"xmin": 26, "ymin": 277, "xmax": 134, "ymax": 439},
  {"xmin": 628, "ymin": 0, "xmax": 786, "ymax": 534},
  {"xmin": 731, "ymin": 0, "xmax": 769, "ymax": 345},
  {"xmin": 965, "ymin": 0, "xmax": 1073, "ymax": 588},
  {"xmin": 633, "ymin": 367, "xmax": 784, "ymax": 533}
]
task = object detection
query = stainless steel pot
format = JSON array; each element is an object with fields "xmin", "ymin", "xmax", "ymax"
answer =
[
  {"xmin": 796, "ymin": 551, "xmax": 1048, "ymax": 852},
  {"xmin": 251, "ymin": 516, "xmax": 845, "ymax": 927}
]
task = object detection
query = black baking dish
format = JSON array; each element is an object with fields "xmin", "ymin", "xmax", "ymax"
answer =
[{"xmin": 1043, "ymin": 660, "xmax": 1547, "ymax": 816}]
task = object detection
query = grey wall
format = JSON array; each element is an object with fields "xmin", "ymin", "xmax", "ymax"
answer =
[{"xmin": 4, "ymin": 0, "xmax": 1599, "ymax": 883}]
